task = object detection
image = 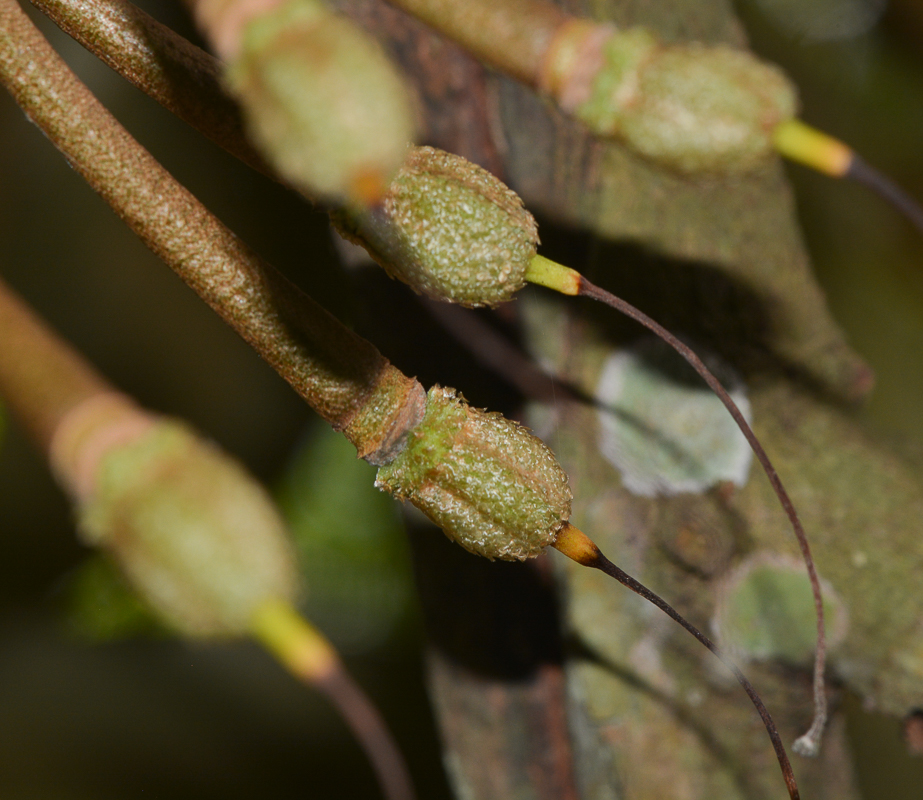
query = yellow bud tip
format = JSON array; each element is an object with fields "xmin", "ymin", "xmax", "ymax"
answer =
[
  {"xmin": 773, "ymin": 119, "xmax": 853, "ymax": 178},
  {"xmin": 525, "ymin": 255, "xmax": 582, "ymax": 296},
  {"xmin": 250, "ymin": 598, "xmax": 338, "ymax": 682},
  {"xmin": 252, "ymin": 599, "xmax": 418, "ymax": 800},
  {"xmin": 552, "ymin": 522, "xmax": 601, "ymax": 567}
]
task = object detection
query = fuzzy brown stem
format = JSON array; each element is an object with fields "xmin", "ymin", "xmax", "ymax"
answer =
[
  {"xmin": 0, "ymin": 275, "xmax": 112, "ymax": 452},
  {"xmin": 30, "ymin": 0, "xmax": 270, "ymax": 175},
  {"xmin": 384, "ymin": 0, "xmax": 567, "ymax": 86},
  {"xmin": 0, "ymin": 0, "xmax": 423, "ymax": 462}
]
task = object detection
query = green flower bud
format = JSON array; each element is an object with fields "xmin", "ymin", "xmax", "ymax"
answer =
[
  {"xmin": 375, "ymin": 386, "xmax": 571, "ymax": 560},
  {"xmin": 78, "ymin": 418, "xmax": 300, "ymax": 637},
  {"xmin": 332, "ymin": 146, "xmax": 539, "ymax": 307},
  {"xmin": 576, "ymin": 28, "xmax": 798, "ymax": 173},
  {"xmin": 226, "ymin": 0, "xmax": 416, "ymax": 204}
]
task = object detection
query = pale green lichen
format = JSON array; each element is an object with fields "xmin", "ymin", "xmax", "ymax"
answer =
[
  {"xmin": 594, "ymin": 339, "xmax": 753, "ymax": 497},
  {"xmin": 712, "ymin": 553, "xmax": 847, "ymax": 666},
  {"xmin": 375, "ymin": 386, "xmax": 571, "ymax": 560},
  {"xmin": 226, "ymin": 0, "xmax": 415, "ymax": 203},
  {"xmin": 333, "ymin": 146, "xmax": 539, "ymax": 307},
  {"xmin": 577, "ymin": 29, "xmax": 798, "ymax": 173},
  {"xmin": 79, "ymin": 419, "xmax": 299, "ymax": 637}
]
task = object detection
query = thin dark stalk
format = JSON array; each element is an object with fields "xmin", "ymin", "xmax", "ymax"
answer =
[
  {"xmin": 578, "ymin": 275, "xmax": 828, "ymax": 755},
  {"xmin": 316, "ymin": 668, "xmax": 416, "ymax": 800},
  {"xmin": 847, "ymin": 154, "xmax": 923, "ymax": 237},
  {"xmin": 585, "ymin": 544, "xmax": 800, "ymax": 800},
  {"xmin": 419, "ymin": 298, "xmax": 572, "ymax": 404}
]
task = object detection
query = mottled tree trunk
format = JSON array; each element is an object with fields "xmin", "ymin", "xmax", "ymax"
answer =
[{"xmin": 338, "ymin": 1, "xmax": 923, "ymax": 798}]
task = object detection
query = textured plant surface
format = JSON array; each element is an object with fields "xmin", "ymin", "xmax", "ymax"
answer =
[
  {"xmin": 1, "ymin": 0, "xmax": 922, "ymax": 798},
  {"xmin": 337, "ymin": 0, "xmax": 923, "ymax": 797}
]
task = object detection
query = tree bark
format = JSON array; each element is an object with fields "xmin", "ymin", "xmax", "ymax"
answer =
[{"xmin": 337, "ymin": 1, "xmax": 923, "ymax": 798}]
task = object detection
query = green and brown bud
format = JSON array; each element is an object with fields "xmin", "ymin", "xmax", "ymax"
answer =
[
  {"xmin": 223, "ymin": 0, "xmax": 416, "ymax": 205},
  {"xmin": 375, "ymin": 386, "xmax": 572, "ymax": 560},
  {"xmin": 332, "ymin": 146, "xmax": 539, "ymax": 307},
  {"xmin": 552, "ymin": 26, "xmax": 798, "ymax": 173},
  {"xmin": 54, "ymin": 395, "xmax": 299, "ymax": 637}
]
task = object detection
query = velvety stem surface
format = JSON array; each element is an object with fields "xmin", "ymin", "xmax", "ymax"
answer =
[
  {"xmin": 30, "ymin": 0, "xmax": 270, "ymax": 174},
  {"xmin": 385, "ymin": 0, "xmax": 566, "ymax": 85},
  {"xmin": 0, "ymin": 0, "xmax": 423, "ymax": 461},
  {"xmin": 0, "ymin": 275, "xmax": 111, "ymax": 451}
]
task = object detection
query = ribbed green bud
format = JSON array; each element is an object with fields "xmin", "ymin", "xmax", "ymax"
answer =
[
  {"xmin": 577, "ymin": 29, "xmax": 798, "ymax": 173},
  {"xmin": 226, "ymin": 0, "xmax": 416, "ymax": 204},
  {"xmin": 78, "ymin": 419, "xmax": 300, "ymax": 637},
  {"xmin": 375, "ymin": 386, "xmax": 572, "ymax": 560},
  {"xmin": 332, "ymin": 146, "xmax": 539, "ymax": 307}
]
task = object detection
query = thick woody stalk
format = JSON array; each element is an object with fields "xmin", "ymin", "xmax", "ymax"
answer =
[
  {"xmin": 0, "ymin": 276, "xmax": 415, "ymax": 800},
  {"xmin": 0, "ymin": 275, "xmax": 112, "ymax": 451},
  {"xmin": 0, "ymin": 274, "xmax": 302, "ymax": 636},
  {"xmin": 30, "ymin": 0, "xmax": 269, "ymax": 175},
  {"xmin": 0, "ymin": 0, "xmax": 424, "ymax": 464},
  {"xmin": 385, "ymin": 0, "xmax": 797, "ymax": 174},
  {"xmin": 382, "ymin": 0, "xmax": 566, "ymax": 86}
]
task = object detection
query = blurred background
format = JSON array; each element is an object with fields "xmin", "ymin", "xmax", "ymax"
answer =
[{"xmin": 0, "ymin": 0, "xmax": 921, "ymax": 797}]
